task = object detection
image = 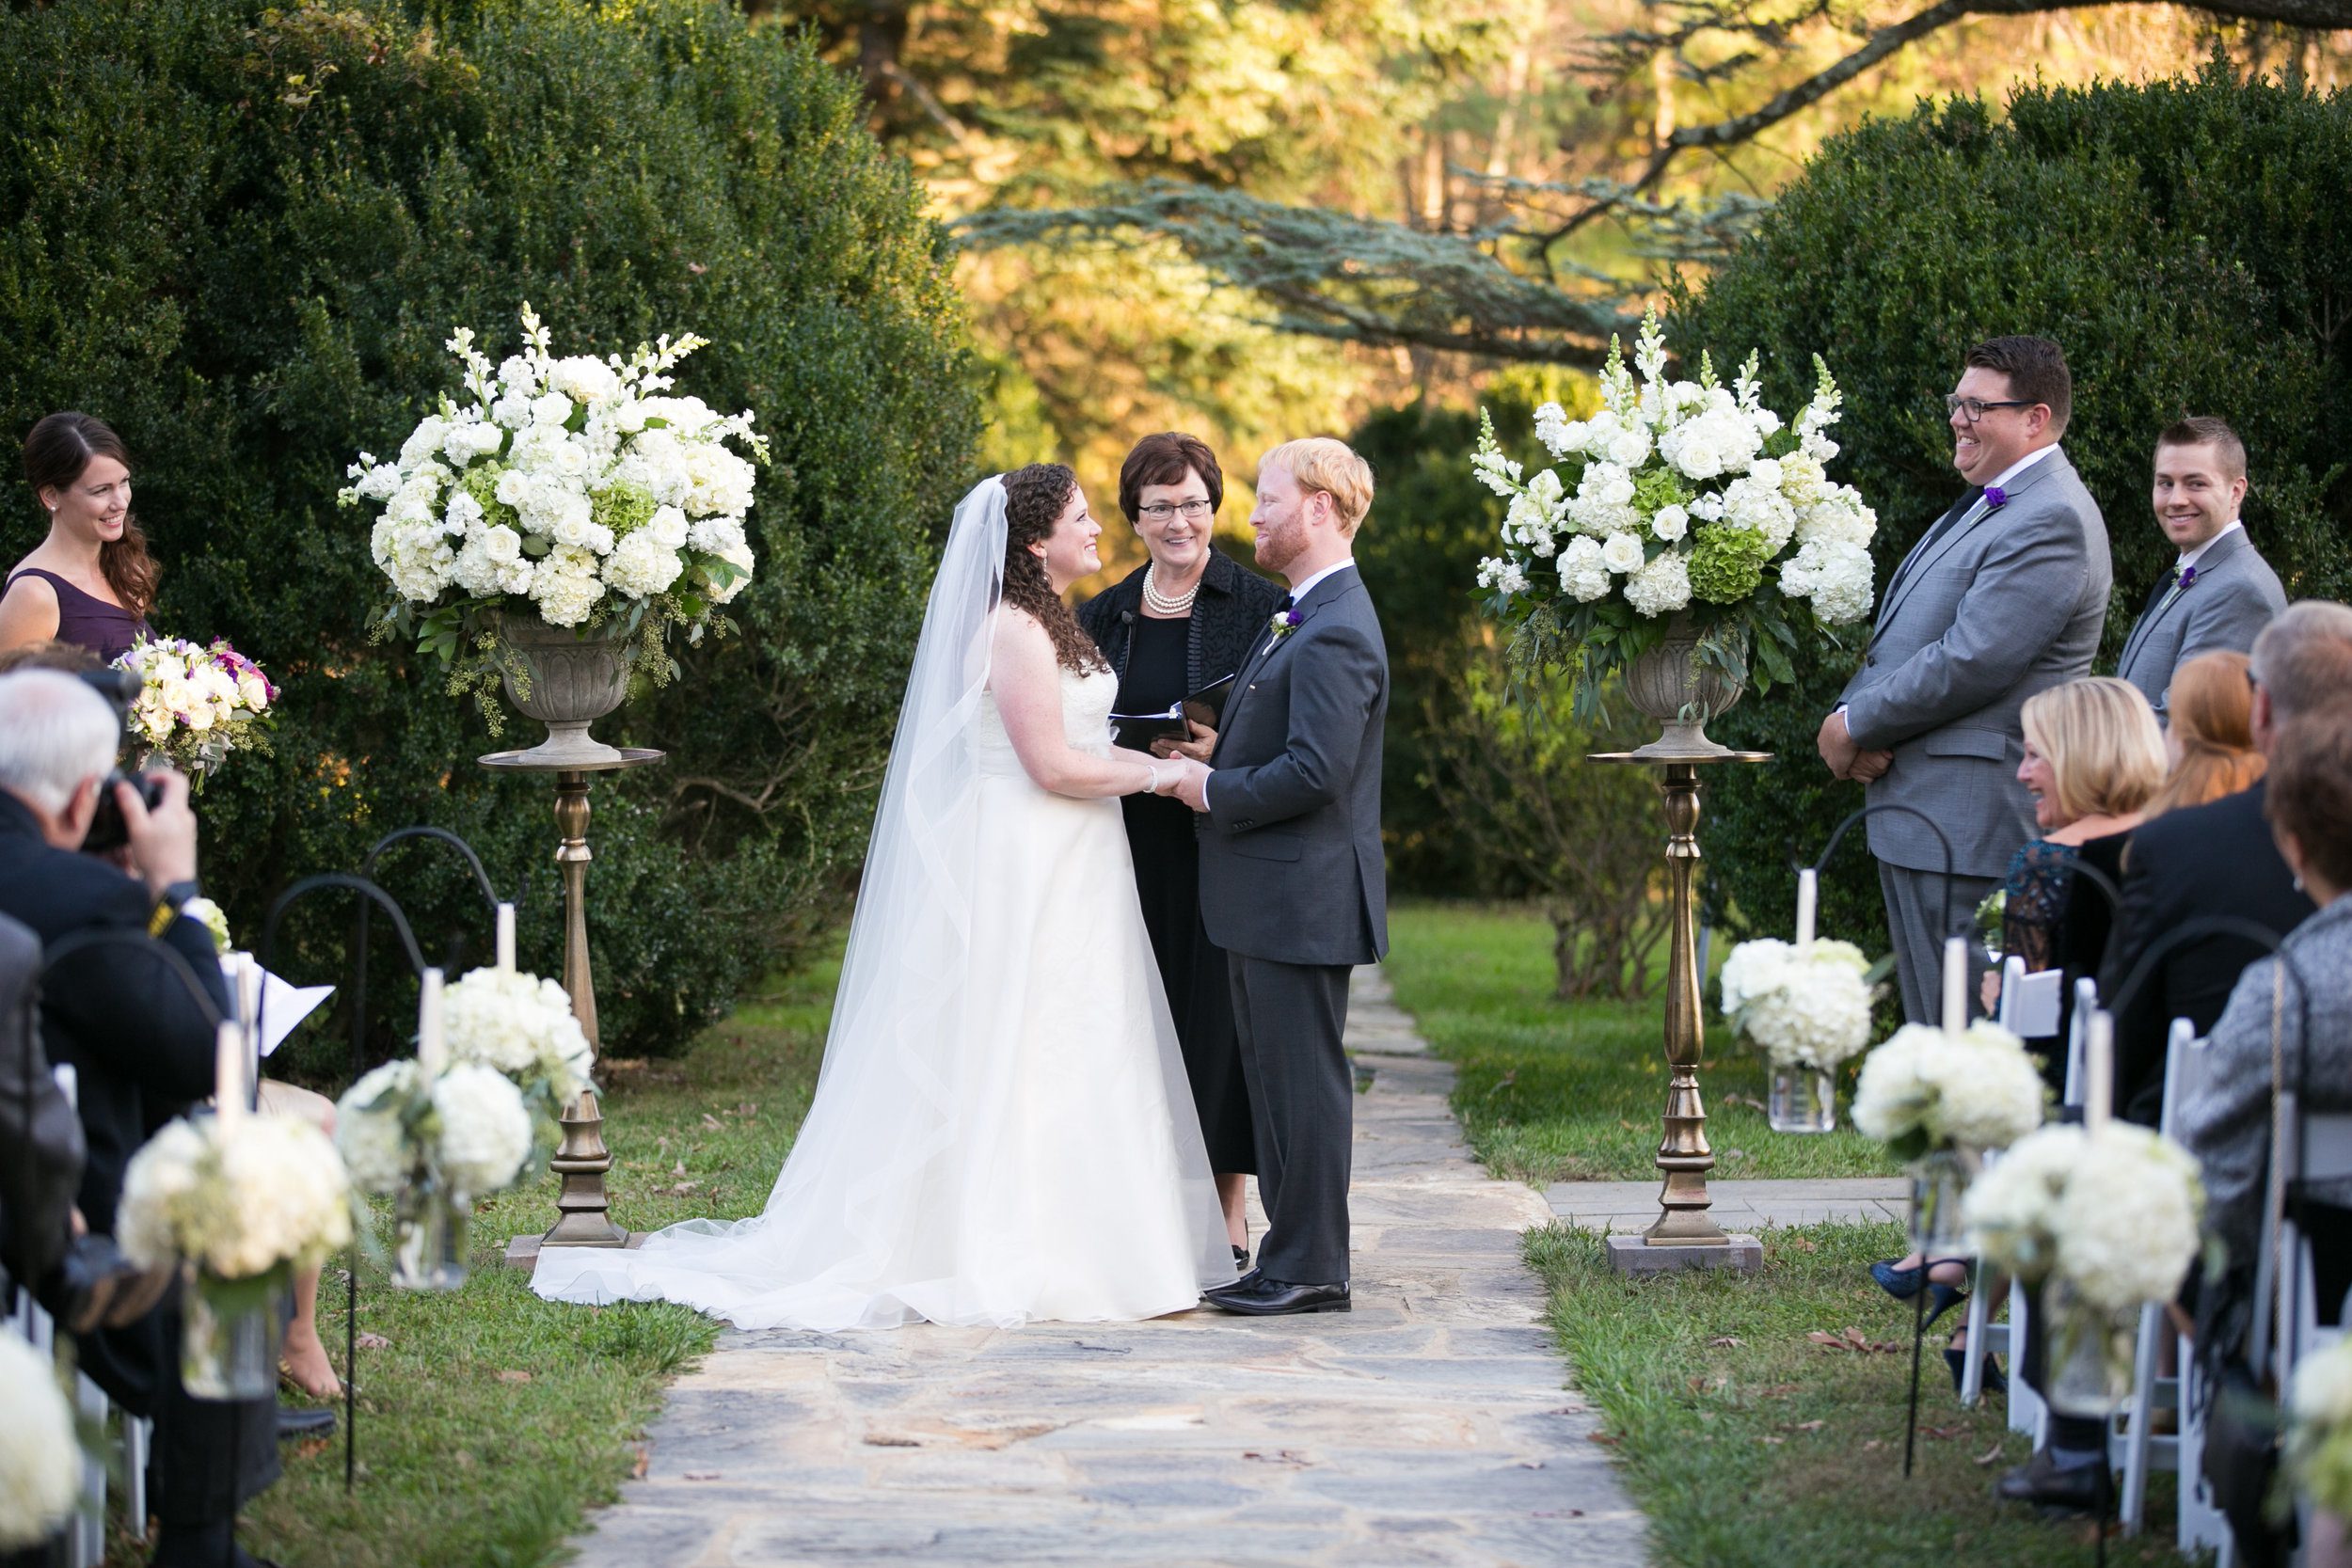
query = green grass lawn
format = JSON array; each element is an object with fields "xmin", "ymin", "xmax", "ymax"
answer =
[
  {"xmin": 171, "ymin": 955, "xmax": 840, "ymax": 1568},
  {"xmin": 1382, "ymin": 902, "xmax": 1894, "ymax": 1183},
  {"xmin": 1531, "ymin": 1221, "xmax": 2187, "ymax": 1566}
]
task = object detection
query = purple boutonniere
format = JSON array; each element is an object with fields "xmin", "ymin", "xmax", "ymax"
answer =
[
  {"xmin": 2178, "ymin": 564, "xmax": 2200, "ymax": 591},
  {"xmin": 1267, "ymin": 607, "xmax": 1305, "ymax": 642},
  {"xmin": 1982, "ymin": 485, "xmax": 2008, "ymax": 512}
]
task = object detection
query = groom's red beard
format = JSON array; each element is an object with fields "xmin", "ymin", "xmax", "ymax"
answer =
[{"xmin": 1253, "ymin": 515, "xmax": 1305, "ymax": 575}]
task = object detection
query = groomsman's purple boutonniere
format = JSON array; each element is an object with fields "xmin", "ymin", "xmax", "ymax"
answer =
[
  {"xmin": 1268, "ymin": 607, "xmax": 1304, "ymax": 642},
  {"xmin": 2178, "ymin": 564, "xmax": 2200, "ymax": 591},
  {"xmin": 1982, "ymin": 485, "xmax": 2008, "ymax": 513}
]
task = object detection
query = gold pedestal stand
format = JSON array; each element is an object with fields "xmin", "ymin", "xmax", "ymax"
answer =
[
  {"xmin": 1590, "ymin": 747, "xmax": 1771, "ymax": 1275},
  {"xmin": 482, "ymin": 746, "xmax": 666, "ymax": 1266}
]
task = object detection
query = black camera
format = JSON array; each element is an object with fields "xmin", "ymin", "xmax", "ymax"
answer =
[{"xmin": 72, "ymin": 667, "xmax": 161, "ymax": 855}]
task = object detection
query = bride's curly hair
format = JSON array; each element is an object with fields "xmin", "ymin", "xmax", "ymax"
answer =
[{"xmin": 1000, "ymin": 462, "xmax": 1108, "ymax": 674}]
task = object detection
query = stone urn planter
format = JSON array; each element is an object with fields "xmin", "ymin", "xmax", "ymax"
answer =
[
  {"xmin": 494, "ymin": 610, "xmax": 631, "ymax": 767},
  {"xmin": 1621, "ymin": 613, "xmax": 1744, "ymax": 759}
]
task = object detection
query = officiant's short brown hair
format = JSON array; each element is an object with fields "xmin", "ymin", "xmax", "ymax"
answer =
[
  {"xmin": 1118, "ymin": 433, "xmax": 1223, "ymax": 524},
  {"xmin": 1261, "ymin": 437, "xmax": 1375, "ymax": 537}
]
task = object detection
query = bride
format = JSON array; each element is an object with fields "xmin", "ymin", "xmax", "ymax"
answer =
[{"xmin": 532, "ymin": 466, "xmax": 1234, "ymax": 1329}]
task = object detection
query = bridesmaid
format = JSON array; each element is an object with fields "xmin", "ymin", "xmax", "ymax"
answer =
[
  {"xmin": 1, "ymin": 412, "xmax": 156, "ymax": 661},
  {"xmin": 1079, "ymin": 433, "xmax": 1284, "ymax": 1268}
]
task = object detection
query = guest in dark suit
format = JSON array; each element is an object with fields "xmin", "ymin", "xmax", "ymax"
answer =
[
  {"xmin": 1077, "ymin": 433, "xmax": 1284, "ymax": 1268},
  {"xmin": 0, "ymin": 670, "xmax": 278, "ymax": 1568},
  {"xmin": 2112, "ymin": 419, "xmax": 2286, "ymax": 722},
  {"xmin": 1, "ymin": 911, "xmax": 82, "ymax": 1296},
  {"xmin": 2098, "ymin": 604, "xmax": 2352, "ymax": 1128},
  {"xmin": 1170, "ymin": 437, "xmax": 1388, "ymax": 1318}
]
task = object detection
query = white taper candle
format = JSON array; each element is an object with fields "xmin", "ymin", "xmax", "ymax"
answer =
[
  {"xmin": 234, "ymin": 951, "xmax": 262, "ymax": 1033},
  {"xmin": 2085, "ymin": 1009, "xmax": 2114, "ymax": 1132},
  {"xmin": 496, "ymin": 902, "xmax": 516, "ymax": 973},
  {"xmin": 1795, "ymin": 868, "xmax": 1819, "ymax": 947},
  {"xmin": 1941, "ymin": 935, "xmax": 1968, "ymax": 1035},
  {"xmin": 215, "ymin": 1022, "xmax": 246, "ymax": 1131},
  {"xmin": 418, "ymin": 966, "xmax": 447, "ymax": 1077}
]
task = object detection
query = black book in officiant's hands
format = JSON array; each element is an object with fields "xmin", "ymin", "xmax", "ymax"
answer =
[{"xmin": 1110, "ymin": 672, "xmax": 1237, "ymax": 752}]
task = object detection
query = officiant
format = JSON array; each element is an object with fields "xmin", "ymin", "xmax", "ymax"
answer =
[{"xmin": 1079, "ymin": 433, "xmax": 1284, "ymax": 1269}]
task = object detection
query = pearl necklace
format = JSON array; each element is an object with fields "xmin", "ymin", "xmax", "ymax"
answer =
[{"xmin": 1142, "ymin": 563, "xmax": 1200, "ymax": 616}]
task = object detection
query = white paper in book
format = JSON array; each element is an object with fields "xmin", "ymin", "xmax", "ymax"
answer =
[{"xmin": 219, "ymin": 955, "xmax": 336, "ymax": 1058}]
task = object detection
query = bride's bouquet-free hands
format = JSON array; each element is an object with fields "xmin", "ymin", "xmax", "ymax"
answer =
[{"xmin": 113, "ymin": 634, "xmax": 278, "ymax": 784}]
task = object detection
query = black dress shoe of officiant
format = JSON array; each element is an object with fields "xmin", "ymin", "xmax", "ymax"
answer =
[
  {"xmin": 278, "ymin": 1405, "xmax": 336, "ymax": 1441},
  {"xmin": 1204, "ymin": 1275, "xmax": 1349, "ymax": 1315},
  {"xmin": 1995, "ymin": 1449, "xmax": 2113, "ymax": 1516}
]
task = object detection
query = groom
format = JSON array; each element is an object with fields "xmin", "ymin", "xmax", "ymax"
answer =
[{"xmin": 1170, "ymin": 436, "xmax": 1389, "ymax": 1316}]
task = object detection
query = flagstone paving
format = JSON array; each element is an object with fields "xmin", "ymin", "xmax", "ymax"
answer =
[{"xmin": 564, "ymin": 967, "xmax": 1649, "ymax": 1567}]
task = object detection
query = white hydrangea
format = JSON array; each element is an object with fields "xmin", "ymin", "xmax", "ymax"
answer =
[
  {"xmin": 0, "ymin": 1333, "xmax": 80, "ymax": 1551},
  {"xmin": 605, "ymin": 531, "xmax": 685, "ymax": 596},
  {"xmin": 1476, "ymin": 556, "xmax": 1531, "ymax": 594},
  {"xmin": 1965, "ymin": 1122, "xmax": 2202, "ymax": 1313},
  {"xmin": 548, "ymin": 355, "xmax": 622, "ymax": 407},
  {"xmin": 1600, "ymin": 532, "xmax": 1645, "ymax": 575},
  {"xmin": 1720, "ymin": 938, "xmax": 1876, "ymax": 1072},
  {"xmin": 1623, "ymin": 549, "xmax": 1692, "ymax": 618},
  {"xmin": 1723, "ymin": 473, "xmax": 1800, "ymax": 553},
  {"xmin": 443, "ymin": 967, "xmax": 594, "ymax": 1104},
  {"xmin": 119, "ymin": 1115, "xmax": 353, "ymax": 1278},
  {"xmin": 336, "ymin": 1061, "xmax": 421, "ymax": 1195},
  {"xmin": 1853, "ymin": 1021, "xmax": 2047, "ymax": 1152},
  {"xmin": 432, "ymin": 1064, "xmax": 533, "ymax": 1198},
  {"xmin": 1558, "ymin": 535, "xmax": 1612, "ymax": 602},
  {"xmin": 1781, "ymin": 537, "xmax": 1876, "ymax": 626}
]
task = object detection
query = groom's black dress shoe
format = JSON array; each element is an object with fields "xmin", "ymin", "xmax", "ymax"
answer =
[{"xmin": 1203, "ymin": 1275, "xmax": 1349, "ymax": 1315}]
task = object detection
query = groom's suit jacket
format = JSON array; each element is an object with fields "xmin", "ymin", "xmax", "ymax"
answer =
[
  {"xmin": 2111, "ymin": 526, "xmax": 2284, "ymax": 721},
  {"xmin": 1200, "ymin": 565, "xmax": 1389, "ymax": 968},
  {"xmin": 1837, "ymin": 449, "xmax": 2110, "ymax": 879}
]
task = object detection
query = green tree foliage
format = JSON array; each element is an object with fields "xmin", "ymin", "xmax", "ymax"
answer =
[
  {"xmin": 1671, "ymin": 61, "xmax": 2349, "ymax": 947},
  {"xmin": 0, "ymin": 0, "xmax": 978, "ymax": 1062}
]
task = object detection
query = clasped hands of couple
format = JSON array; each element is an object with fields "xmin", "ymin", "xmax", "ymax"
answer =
[
  {"xmin": 1816, "ymin": 708, "xmax": 1895, "ymax": 784},
  {"xmin": 1143, "ymin": 719, "xmax": 1218, "ymax": 811}
]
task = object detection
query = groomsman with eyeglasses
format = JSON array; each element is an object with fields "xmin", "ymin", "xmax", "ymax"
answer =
[{"xmin": 2111, "ymin": 417, "xmax": 2286, "ymax": 721}]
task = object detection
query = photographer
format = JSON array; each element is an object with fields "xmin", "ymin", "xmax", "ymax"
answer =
[{"xmin": 0, "ymin": 669, "xmax": 279, "ymax": 1568}]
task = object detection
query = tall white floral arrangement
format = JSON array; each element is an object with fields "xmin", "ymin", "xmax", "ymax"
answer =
[
  {"xmin": 442, "ymin": 966, "xmax": 594, "ymax": 1119},
  {"xmin": 341, "ymin": 303, "xmax": 768, "ymax": 714},
  {"xmin": 0, "ymin": 1333, "xmax": 82, "ymax": 1551},
  {"xmin": 117, "ymin": 1115, "xmax": 354, "ymax": 1300},
  {"xmin": 1470, "ymin": 309, "xmax": 1876, "ymax": 712},
  {"xmin": 1851, "ymin": 1020, "xmax": 2047, "ymax": 1162},
  {"xmin": 336, "ymin": 1059, "xmax": 534, "ymax": 1202},
  {"xmin": 1719, "ymin": 937, "xmax": 1876, "ymax": 1074}
]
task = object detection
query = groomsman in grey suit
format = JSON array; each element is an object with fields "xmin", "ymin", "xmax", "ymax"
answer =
[
  {"xmin": 1171, "ymin": 436, "xmax": 1388, "ymax": 1316},
  {"xmin": 2113, "ymin": 417, "xmax": 2286, "ymax": 719},
  {"xmin": 1818, "ymin": 336, "xmax": 2111, "ymax": 1023}
]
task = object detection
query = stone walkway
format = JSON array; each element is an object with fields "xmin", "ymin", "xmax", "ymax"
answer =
[
  {"xmin": 1546, "ymin": 1177, "xmax": 1910, "ymax": 1235},
  {"xmin": 567, "ymin": 968, "xmax": 1647, "ymax": 1567}
]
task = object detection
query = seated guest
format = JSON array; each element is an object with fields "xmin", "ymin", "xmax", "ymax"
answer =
[
  {"xmin": 2178, "ymin": 704, "xmax": 2352, "ymax": 1309},
  {"xmin": 2099, "ymin": 603, "xmax": 2352, "ymax": 1129},
  {"xmin": 1984, "ymin": 674, "xmax": 2167, "ymax": 1050},
  {"xmin": 1, "ymin": 413, "xmax": 157, "ymax": 662},
  {"xmin": 0, "ymin": 910, "xmax": 81, "ymax": 1292},
  {"xmin": 2113, "ymin": 417, "xmax": 2286, "ymax": 721},
  {"xmin": 0, "ymin": 671, "xmax": 278, "ymax": 1568},
  {"xmin": 2138, "ymin": 650, "xmax": 2264, "ymax": 820}
]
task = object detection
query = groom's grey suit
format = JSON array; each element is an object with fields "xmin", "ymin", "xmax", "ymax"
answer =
[
  {"xmin": 1200, "ymin": 563, "xmax": 1389, "ymax": 1286},
  {"xmin": 1838, "ymin": 448, "xmax": 2109, "ymax": 1022}
]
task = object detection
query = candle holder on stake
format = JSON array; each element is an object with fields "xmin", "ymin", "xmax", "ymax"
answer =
[
  {"xmin": 483, "ymin": 748, "xmax": 666, "ymax": 1266},
  {"xmin": 1589, "ymin": 744, "xmax": 1770, "ymax": 1274}
]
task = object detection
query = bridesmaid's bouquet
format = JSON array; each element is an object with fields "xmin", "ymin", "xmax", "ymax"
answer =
[{"xmin": 113, "ymin": 634, "xmax": 278, "ymax": 784}]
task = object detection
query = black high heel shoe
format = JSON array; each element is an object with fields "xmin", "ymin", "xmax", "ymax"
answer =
[
  {"xmin": 1869, "ymin": 1257, "xmax": 1968, "ymax": 1303},
  {"xmin": 1945, "ymin": 1345, "xmax": 2007, "ymax": 1395}
]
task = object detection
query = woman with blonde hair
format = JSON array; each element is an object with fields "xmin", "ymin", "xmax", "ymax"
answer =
[{"xmin": 2142, "ymin": 649, "xmax": 2265, "ymax": 818}]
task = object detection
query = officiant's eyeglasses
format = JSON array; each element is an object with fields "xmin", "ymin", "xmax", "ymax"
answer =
[
  {"xmin": 1138, "ymin": 499, "xmax": 1216, "ymax": 521},
  {"xmin": 1944, "ymin": 395, "xmax": 2033, "ymax": 424}
]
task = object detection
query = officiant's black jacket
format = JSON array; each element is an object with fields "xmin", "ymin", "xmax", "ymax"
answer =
[
  {"xmin": 2097, "ymin": 779, "xmax": 2312, "ymax": 1127},
  {"xmin": 0, "ymin": 789, "xmax": 229, "ymax": 1409},
  {"xmin": 1078, "ymin": 546, "xmax": 1287, "ymax": 695}
]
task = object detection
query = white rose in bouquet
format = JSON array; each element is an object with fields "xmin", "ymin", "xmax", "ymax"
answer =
[
  {"xmin": 0, "ymin": 1333, "xmax": 81, "ymax": 1550},
  {"xmin": 115, "ymin": 635, "xmax": 278, "ymax": 784},
  {"xmin": 1720, "ymin": 937, "xmax": 1875, "ymax": 1072},
  {"xmin": 442, "ymin": 966, "xmax": 594, "ymax": 1110},
  {"xmin": 119, "ymin": 1115, "xmax": 353, "ymax": 1280}
]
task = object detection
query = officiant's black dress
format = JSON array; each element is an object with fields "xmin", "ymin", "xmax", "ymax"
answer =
[{"xmin": 1080, "ymin": 548, "xmax": 1283, "ymax": 1174}]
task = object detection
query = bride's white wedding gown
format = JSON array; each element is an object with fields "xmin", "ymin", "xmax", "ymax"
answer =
[{"xmin": 532, "ymin": 664, "xmax": 1233, "ymax": 1330}]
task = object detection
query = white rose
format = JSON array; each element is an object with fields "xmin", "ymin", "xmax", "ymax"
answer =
[
  {"xmin": 530, "ymin": 392, "xmax": 574, "ymax": 428},
  {"xmin": 1600, "ymin": 532, "xmax": 1645, "ymax": 575},
  {"xmin": 1651, "ymin": 504, "xmax": 1689, "ymax": 542},
  {"xmin": 483, "ymin": 524, "xmax": 523, "ymax": 564}
]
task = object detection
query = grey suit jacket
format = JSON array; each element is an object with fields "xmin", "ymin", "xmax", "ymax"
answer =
[
  {"xmin": 1838, "ymin": 449, "xmax": 2111, "ymax": 879},
  {"xmin": 1200, "ymin": 565, "xmax": 1390, "ymax": 967},
  {"xmin": 2178, "ymin": 895, "xmax": 2352, "ymax": 1267},
  {"xmin": 2112, "ymin": 526, "xmax": 2285, "ymax": 718}
]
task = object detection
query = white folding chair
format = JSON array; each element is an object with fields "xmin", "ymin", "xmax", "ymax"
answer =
[
  {"xmin": 2113, "ymin": 1019, "xmax": 2199, "ymax": 1534},
  {"xmin": 1958, "ymin": 962, "xmax": 2069, "ymax": 1408},
  {"xmin": 2274, "ymin": 1096, "xmax": 2352, "ymax": 1390}
]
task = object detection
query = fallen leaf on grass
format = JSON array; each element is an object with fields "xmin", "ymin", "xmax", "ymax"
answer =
[
  {"xmin": 1587, "ymin": 1432, "xmax": 1622, "ymax": 1447},
  {"xmin": 1725, "ymin": 1093, "xmax": 1769, "ymax": 1113},
  {"xmin": 1758, "ymin": 1435, "xmax": 1784, "ymax": 1446},
  {"xmin": 1861, "ymin": 1439, "xmax": 1883, "ymax": 1452},
  {"xmin": 497, "ymin": 1370, "xmax": 532, "ymax": 1384},
  {"xmin": 1974, "ymin": 1443, "xmax": 2006, "ymax": 1466},
  {"xmin": 1760, "ymin": 1383, "xmax": 1800, "ymax": 1399},
  {"xmin": 1779, "ymin": 1235, "xmax": 1820, "ymax": 1254},
  {"xmin": 1708, "ymin": 1336, "xmax": 1745, "ymax": 1348},
  {"xmin": 670, "ymin": 1181, "xmax": 699, "ymax": 1195},
  {"xmin": 1807, "ymin": 1325, "xmax": 1902, "ymax": 1354},
  {"xmin": 1921, "ymin": 1424, "xmax": 1966, "ymax": 1440},
  {"xmin": 1780, "ymin": 1420, "xmax": 1825, "ymax": 1433},
  {"xmin": 354, "ymin": 1331, "xmax": 391, "ymax": 1351},
  {"xmin": 701, "ymin": 1114, "xmax": 723, "ymax": 1131},
  {"xmin": 672, "ymin": 1160, "xmax": 688, "ymax": 1177}
]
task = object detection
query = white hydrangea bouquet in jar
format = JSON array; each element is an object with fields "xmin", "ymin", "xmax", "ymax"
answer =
[
  {"xmin": 336, "ymin": 1058, "xmax": 535, "ymax": 1291},
  {"xmin": 1470, "ymin": 309, "xmax": 1876, "ymax": 747},
  {"xmin": 1719, "ymin": 937, "xmax": 1876, "ymax": 1132},
  {"xmin": 0, "ymin": 1332, "xmax": 87, "ymax": 1553},
  {"xmin": 1851, "ymin": 1018, "xmax": 2048, "ymax": 1251},
  {"xmin": 117, "ymin": 1113, "xmax": 353, "ymax": 1397},
  {"xmin": 1963, "ymin": 1121, "xmax": 2204, "ymax": 1415},
  {"xmin": 441, "ymin": 965, "xmax": 595, "ymax": 1123},
  {"xmin": 341, "ymin": 303, "xmax": 767, "ymax": 750}
]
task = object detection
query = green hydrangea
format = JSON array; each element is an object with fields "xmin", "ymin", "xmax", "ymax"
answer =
[
  {"xmin": 593, "ymin": 480, "xmax": 657, "ymax": 540},
  {"xmin": 459, "ymin": 464, "xmax": 520, "ymax": 532},
  {"xmin": 1687, "ymin": 523, "xmax": 1772, "ymax": 603},
  {"xmin": 1631, "ymin": 464, "xmax": 1692, "ymax": 519}
]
